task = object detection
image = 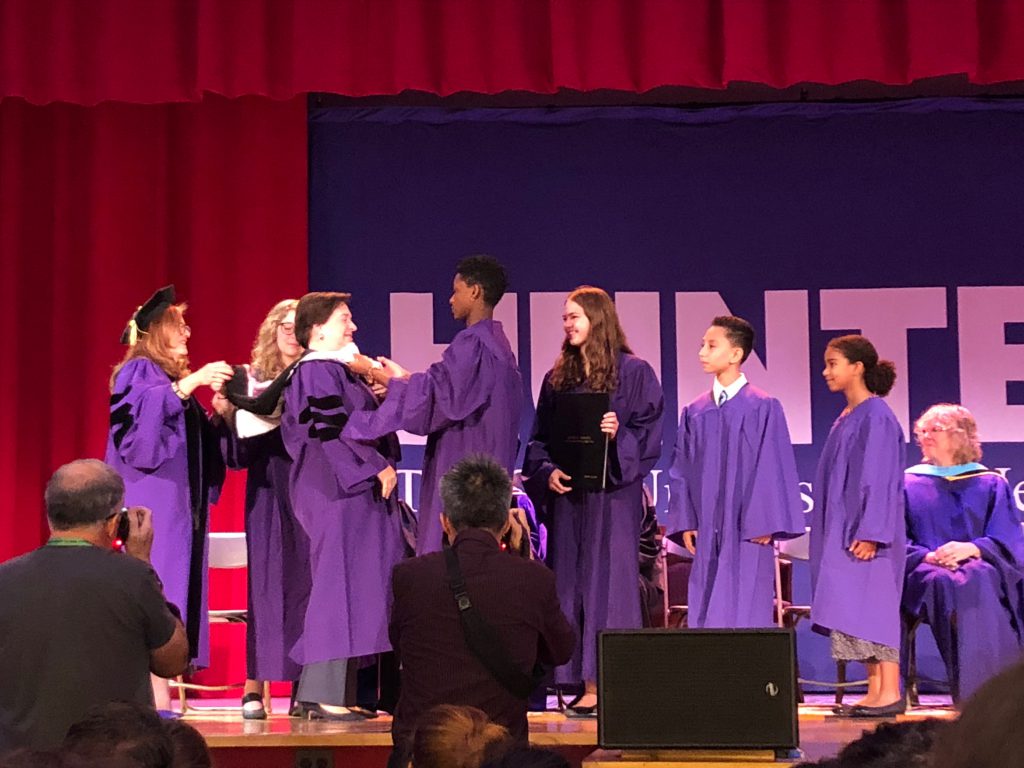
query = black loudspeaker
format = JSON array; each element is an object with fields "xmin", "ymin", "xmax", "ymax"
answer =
[{"xmin": 598, "ymin": 629, "xmax": 798, "ymax": 750}]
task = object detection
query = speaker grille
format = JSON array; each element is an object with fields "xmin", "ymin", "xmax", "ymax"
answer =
[{"xmin": 598, "ymin": 629, "xmax": 798, "ymax": 749}]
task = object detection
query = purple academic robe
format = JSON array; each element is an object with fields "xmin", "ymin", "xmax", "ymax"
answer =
[
  {"xmin": 225, "ymin": 421, "xmax": 307, "ymax": 682},
  {"xmin": 280, "ymin": 358, "xmax": 404, "ymax": 665},
  {"xmin": 344, "ymin": 319, "xmax": 523, "ymax": 555},
  {"xmin": 809, "ymin": 397, "xmax": 906, "ymax": 649},
  {"xmin": 667, "ymin": 384, "xmax": 804, "ymax": 628},
  {"xmin": 105, "ymin": 358, "xmax": 226, "ymax": 667},
  {"xmin": 903, "ymin": 468, "xmax": 1024, "ymax": 700},
  {"xmin": 523, "ymin": 353, "xmax": 664, "ymax": 683}
]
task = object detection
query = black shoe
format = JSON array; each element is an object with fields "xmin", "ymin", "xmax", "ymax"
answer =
[
  {"xmin": 302, "ymin": 703, "xmax": 378, "ymax": 722},
  {"xmin": 831, "ymin": 704, "xmax": 852, "ymax": 716},
  {"xmin": 848, "ymin": 700, "xmax": 907, "ymax": 718},
  {"xmin": 565, "ymin": 704, "xmax": 598, "ymax": 719},
  {"xmin": 241, "ymin": 692, "xmax": 267, "ymax": 721}
]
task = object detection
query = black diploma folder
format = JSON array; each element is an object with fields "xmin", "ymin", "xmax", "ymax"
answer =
[{"xmin": 549, "ymin": 392, "xmax": 610, "ymax": 491}]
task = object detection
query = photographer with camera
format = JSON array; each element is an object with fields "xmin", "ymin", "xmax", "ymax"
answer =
[
  {"xmin": 387, "ymin": 455, "xmax": 575, "ymax": 768},
  {"xmin": 0, "ymin": 459, "xmax": 189, "ymax": 752}
]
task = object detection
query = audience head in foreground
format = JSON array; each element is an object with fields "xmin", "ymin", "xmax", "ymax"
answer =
[{"xmin": 411, "ymin": 705, "xmax": 511, "ymax": 768}]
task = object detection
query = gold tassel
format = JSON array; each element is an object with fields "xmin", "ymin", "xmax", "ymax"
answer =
[{"xmin": 127, "ymin": 318, "xmax": 139, "ymax": 347}]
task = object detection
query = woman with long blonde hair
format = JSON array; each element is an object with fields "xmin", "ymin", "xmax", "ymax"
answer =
[
  {"xmin": 215, "ymin": 299, "xmax": 306, "ymax": 719},
  {"xmin": 522, "ymin": 286, "xmax": 664, "ymax": 715},
  {"xmin": 105, "ymin": 285, "xmax": 234, "ymax": 707}
]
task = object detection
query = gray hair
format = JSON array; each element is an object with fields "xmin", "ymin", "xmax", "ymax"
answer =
[
  {"xmin": 439, "ymin": 455, "xmax": 512, "ymax": 533},
  {"xmin": 45, "ymin": 459, "xmax": 125, "ymax": 530}
]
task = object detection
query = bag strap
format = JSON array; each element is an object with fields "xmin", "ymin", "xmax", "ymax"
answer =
[{"xmin": 443, "ymin": 546, "xmax": 541, "ymax": 699}]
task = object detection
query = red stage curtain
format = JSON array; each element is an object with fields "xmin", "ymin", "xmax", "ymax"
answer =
[
  {"xmin": 3, "ymin": 0, "xmax": 1024, "ymax": 105},
  {"xmin": 0, "ymin": 94, "xmax": 308, "ymax": 559}
]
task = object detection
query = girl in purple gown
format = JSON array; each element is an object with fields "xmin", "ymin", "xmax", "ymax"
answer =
[
  {"xmin": 280, "ymin": 292, "xmax": 404, "ymax": 720},
  {"xmin": 523, "ymin": 286, "xmax": 664, "ymax": 716},
  {"xmin": 214, "ymin": 299, "xmax": 307, "ymax": 719},
  {"xmin": 811, "ymin": 334, "xmax": 906, "ymax": 716},
  {"xmin": 105, "ymin": 285, "xmax": 234, "ymax": 707},
  {"xmin": 903, "ymin": 403, "xmax": 1024, "ymax": 702}
]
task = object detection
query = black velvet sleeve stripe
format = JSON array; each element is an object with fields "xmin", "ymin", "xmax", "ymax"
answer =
[
  {"xmin": 305, "ymin": 394, "xmax": 344, "ymax": 411},
  {"xmin": 110, "ymin": 401, "xmax": 134, "ymax": 450},
  {"xmin": 110, "ymin": 390, "xmax": 130, "ymax": 406},
  {"xmin": 299, "ymin": 396, "xmax": 349, "ymax": 443}
]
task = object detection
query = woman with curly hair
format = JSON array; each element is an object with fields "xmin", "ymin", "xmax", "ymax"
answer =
[
  {"xmin": 903, "ymin": 403, "xmax": 1024, "ymax": 702},
  {"xmin": 522, "ymin": 286, "xmax": 664, "ymax": 716},
  {"xmin": 105, "ymin": 285, "xmax": 234, "ymax": 706},
  {"xmin": 811, "ymin": 334, "xmax": 905, "ymax": 717},
  {"xmin": 214, "ymin": 299, "xmax": 306, "ymax": 719}
]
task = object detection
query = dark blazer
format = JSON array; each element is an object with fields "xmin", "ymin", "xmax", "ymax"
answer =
[{"xmin": 390, "ymin": 528, "xmax": 575, "ymax": 746}]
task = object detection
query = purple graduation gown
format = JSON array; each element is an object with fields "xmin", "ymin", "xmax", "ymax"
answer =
[
  {"xmin": 523, "ymin": 353, "xmax": 664, "ymax": 683},
  {"xmin": 809, "ymin": 397, "xmax": 906, "ymax": 649},
  {"xmin": 280, "ymin": 358, "xmax": 404, "ymax": 665},
  {"xmin": 667, "ymin": 384, "xmax": 805, "ymax": 628},
  {"xmin": 225, "ymin": 415, "xmax": 307, "ymax": 682},
  {"xmin": 903, "ymin": 467, "xmax": 1024, "ymax": 700},
  {"xmin": 344, "ymin": 319, "xmax": 523, "ymax": 555},
  {"xmin": 105, "ymin": 358, "xmax": 226, "ymax": 667}
]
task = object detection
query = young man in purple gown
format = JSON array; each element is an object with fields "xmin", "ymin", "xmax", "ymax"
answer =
[
  {"xmin": 903, "ymin": 403, "xmax": 1024, "ymax": 702},
  {"xmin": 344, "ymin": 255, "xmax": 523, "ymax": 555},
  {"xmin": 667, "ymin": 316, "xmax": 804, "ymax": 628}
]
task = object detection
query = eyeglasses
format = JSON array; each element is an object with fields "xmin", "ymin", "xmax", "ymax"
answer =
[
  {"xmin": 176, "ymin": 324, "xmax": 191, "ymax": 336},
  {"xmin": 913, "ymin": 426, "xmax": 954, "ymax": 438},
  {"xmin": 278, "ymin": 322, "xmax": 296, "ymax": 335}
]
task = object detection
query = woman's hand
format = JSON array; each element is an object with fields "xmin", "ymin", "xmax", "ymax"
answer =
[
  {"xmin": 345, "ymin": 354, "xmax": 375, "ymax": 377},
  {"xmin": 179, "ymin": 361, "xmax": 234, "ymax": 397},
  {"xmin": 377, "ymin": 465, "xmax": 397, "ymax": 500},
  {"xmin": 750, "ymin": 535, "xmax": 772, "ymax": 545},
  {"xmin": 548, "ymin": 468, "xmax": 573, "ymax": 494},
  {"xmin": 934, "ymin": 541, "xmax": 980, "ymax": 568},
  {"xmin": 210, "ymin": 391, "xmax": 233, "ymax": 417},
  {"xmin": 600, "ymin": 411, "xmax": 619, "ymax": 439},
  {"xmin": 849, "ymin": 540, "xmax": 878, "ymax": 560},
  {"xmin": 682, "ymin": 530, "xmax": 697, "ymax": 555}
]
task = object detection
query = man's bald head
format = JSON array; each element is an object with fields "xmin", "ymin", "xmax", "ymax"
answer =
[{"xmin": 45, "ymin": 460, "xmax": 125, "ymax": 531}]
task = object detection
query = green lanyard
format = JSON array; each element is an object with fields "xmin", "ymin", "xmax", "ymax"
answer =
[{"xmin": 45, "ymin": 538, "xmax": 94, "ymax": 548}]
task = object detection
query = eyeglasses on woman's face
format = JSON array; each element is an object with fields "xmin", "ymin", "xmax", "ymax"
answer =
[
  {"xmin": 913, "ymin": 425, "xmax": 954, "ymax": 439},
  {"xmin": 278, "ymin": 322, "xmax": 296, "ymax": 336}
]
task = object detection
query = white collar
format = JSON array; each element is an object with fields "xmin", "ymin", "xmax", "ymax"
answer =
[{"xmin": 713, "ymin": 373, "xmax": 748, "ymax": 405}]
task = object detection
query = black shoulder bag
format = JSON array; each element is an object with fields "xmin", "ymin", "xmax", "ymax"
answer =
[{"xmin": 443, "ymin": 547, "xmax": 544, "ymax": 700}]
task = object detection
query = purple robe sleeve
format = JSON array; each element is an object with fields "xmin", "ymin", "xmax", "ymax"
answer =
[
  {"xmin": 974, "ymin": 476, "xmax": 1024, "ymax": 569},
  {"xmin": 109, "ymin": 358, "xmax": 185, "ymax": 471},
  {"xmin": 849, "ymin": 410, "xmax": 904, "ymax": 545},
  {"xmin": 606, "ymin": 359, "xmax": 664, "ymax": 487},
  {"xmin": 739, "ymin": 398, "xmax": 804, "ymax": 540},
  {"xmin": 903, "ymin": 485, "xmax": 932, "ymax": 572},
  {"xmin": 521, "ymin": 373, "xmax": 557, "ymax": 500},
  {"xmin": 667, "ymin": 405, "xmax": 699, "ymax": 532},
  {"xmin": 285, "ymin": 363, "xmax": 390, "ymax": 493},
  {"xmin": 345, "ymin": 334, "xmax": 493, "ymax": 440}
]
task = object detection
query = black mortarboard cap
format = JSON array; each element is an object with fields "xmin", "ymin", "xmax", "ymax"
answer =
[{"xmin": 120, "ymin": 285, "xmax": 176, "ymax": 345}]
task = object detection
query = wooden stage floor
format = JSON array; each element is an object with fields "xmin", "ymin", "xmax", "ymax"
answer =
[{"xmin": 186, "ymin": 702, "xmax": 957, "ymax": 768}]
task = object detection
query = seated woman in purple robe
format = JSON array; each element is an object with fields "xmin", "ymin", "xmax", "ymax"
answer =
[
  {"xmin": 279, "ymin": 291, "xmax": 404, "ymax": 721},
  {"xmin": 213, "ymin": 298, "xmax": 307, "ymax": 720},
  {"xmin": 903, "ymin": 403, "xmax": 1024, "ymax": 702},
  {"xmin": 810, "ymin": 334, "xmax": 906, "ymax": 717},
  {"xmin": 523, "ymin": 286, "xmax": 664, "ymax": 716},
  {"xmin": 104, "ymin": 285, "xmax": 235, "ymax": 708}
]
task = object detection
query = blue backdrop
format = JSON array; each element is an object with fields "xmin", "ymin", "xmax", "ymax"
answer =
[{"xmin": 309, "ymin": 98, "xmax": 1024, "ymax": 692}]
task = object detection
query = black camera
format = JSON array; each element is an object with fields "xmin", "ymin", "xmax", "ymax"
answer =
[{"xmin": 115, "ymin": 508, "xmax": 130, "ymax": 545}]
